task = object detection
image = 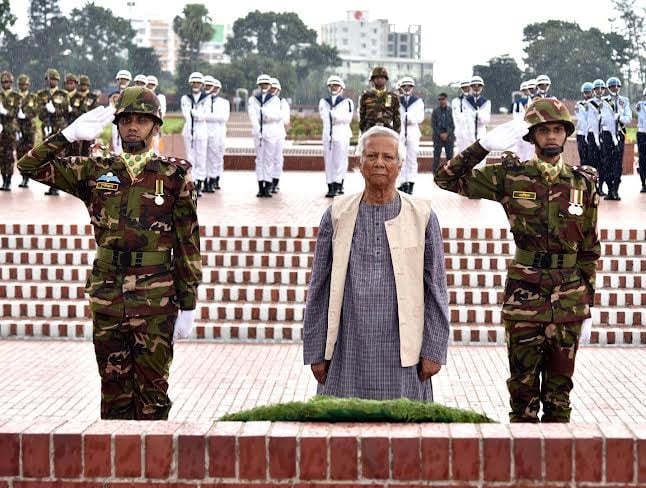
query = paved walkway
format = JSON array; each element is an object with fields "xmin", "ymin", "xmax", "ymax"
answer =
[{"xmin": 0, "ymin": 341, "xmax": 644, "ymax": 424}]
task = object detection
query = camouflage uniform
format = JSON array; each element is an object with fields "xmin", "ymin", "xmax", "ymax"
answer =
[
  {"xmin": 0, "ymin": 71, "xmax": 22, "ymax": 190},
  {"xmin": 359, "ymin": 67, "xmax": 401, "ymax": 133},
  {"xmin": 36, "ymin": 69, "xmax": 70, "ymax": 138},
  {"xmin": 17, "ymin": 87, "xmax": 202, "ymax": 420},
  {"xmin": 435, "ymin": 99, "xmax": 601, "ymax": 422},
  {"xmin": 16, "ymin": 75, "xmax": 39, "ymax": 188},
  {"xmin": 68, "ymin": 75, "xmax": 99, "ymax": 156}
]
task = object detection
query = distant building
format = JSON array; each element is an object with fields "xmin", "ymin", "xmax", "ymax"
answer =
[
  {"xmin": 336, "ymin": 56, "xmax": 433, "ymax": 84},
  {"xmin": 200, "ymin": 24, "xmax": 231, "ymax": 64},
  {"xmin": 321, "ymin": 11, "xmax": 389, "ymax": 58},
  {"xmin": 387, "ymin": 24, "xmax": 421, "ymax": 59}
]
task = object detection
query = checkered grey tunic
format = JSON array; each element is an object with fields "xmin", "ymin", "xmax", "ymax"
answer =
[{"xmin": 303, "ymin": 195, "xmax": 450, "ymax": 400}]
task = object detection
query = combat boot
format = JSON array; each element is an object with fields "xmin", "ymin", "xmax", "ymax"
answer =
[
  {"xmin": 407, "ymin": 182, "xmax": 415, "ymax": 194},
  {"xmin": 271, "ymin": 178, "xmax": 279, "ymax": 193},
  {"xmin": 44, "ymin": 187, "xmax": 59, "ymax": 196},
  {"xmin": 0, "ymin": 175, "xmax": 6, "ymax": 191},
  {"xmin": 203, "ymin": 178, "xmax": 213, "ymax": 193},
  {"xmin": 18, "ymin": 175, "xmax": 29, "ymax": 188},
  {"xmin": 614, "ymin": 185, "xmax": 621, "ymax": 201},
  {"xmin": 325, "ymin": 183, "xmax": 335, "ymax": 198},
  {"xmin": 263, "ymin": 180, "xmax": 273, "ymax": 197},
  {"xmin": 3, "ymin": 175, "xmax": 11, "ymax": 191},
  {"xmin": 641, "ymin": 182, "xmax": 646, "ymax": 193},
  {"xmin": 256, "ymin": 181, "xmax": 264, "ymax": 197},
  {"xmin": 338, "ymin": 179, "xmax": 344, "ymax": 194},
  {"xmin": 195, "ymin": 180, "xmax": 203, "ymax": 197},
  {"xmin": 214, "ymin": 176, "xmax": 221, "ymax": 190}
]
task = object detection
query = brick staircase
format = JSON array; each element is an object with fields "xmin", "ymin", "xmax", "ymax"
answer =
[{"xmin": 1, "ymin": 223, "xmax": 644, "ymax": 345}]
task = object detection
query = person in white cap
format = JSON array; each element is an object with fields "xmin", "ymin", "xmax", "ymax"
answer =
[
  {"xmin": 512, "ymin": 81, "xmax": 534, "ymax": 161},
  {"xmin": 133, "ymin": 74, "xmax": 147, "ymax": 87},
  {"xmin": 451, "ymin": 80, "xmax": 471, "ymax": 152},
  {"xmin": 267, "ymin": 77, "xmax": 290, "ymax": 193},
  {"xmin": 180, "ymin": 72, "xmax": 209, "ymax": 196},
  {"xmin": 247, "ymin": 74, "xmax": 284, "ymax": 197},
  {"xmin": 319, "ymin": 75, "xmax": 354, "ymax": 197},
  {"xmin": 462, "ymin": 75, "xmax": 491, "ymax": 147},
  {"xmin": 145, "ymin": 75, "xmax": 166, "ymax": 154},
  {"xmin": 109, "ymin": 69, "xmax": 132, "ymax": 155},
  {"xmin": 533, "ymin": 74, "xmax": 551, "ymax": 100},
  {"xmin": 397, "ymin": 76, "xmax": 424, "ymax": 194},
  {"xmin": 202, "ymin": 75, "xmax": 230, "ymax": 192},
  {"xmin": 525, "ymin": 79, "xmax": 537, "ymax": 98}
]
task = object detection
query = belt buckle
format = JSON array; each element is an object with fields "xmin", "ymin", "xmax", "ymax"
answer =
[
  {"xmin": 118, "ymin": 251, "xmax": 131, "ymax": 267},
  {"xmin": 532, "ymin": 253, "xmax": 551, "ymax": 268}
]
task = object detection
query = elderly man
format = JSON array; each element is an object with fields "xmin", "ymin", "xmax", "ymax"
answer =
[{"xmin": 303, "ymin": 126, "xmax": 450, "ymax": 400}]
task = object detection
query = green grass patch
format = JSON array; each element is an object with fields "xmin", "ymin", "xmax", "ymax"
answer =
[{"xmin": 220, "ymin": 395, "xmax": 495, "ymax": 423}]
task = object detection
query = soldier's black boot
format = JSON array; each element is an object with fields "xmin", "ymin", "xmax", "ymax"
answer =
[
  {"xmin": 256, "ymin": 181, "xmax": 264, "ymax": 197},
  {"xmin": 271, "ymin": 178, "xmax": 279, "ymax": 193},
  {"xmin": 598, "ymin": 180, "xmax": 607, "ymax": 196},
  {"xmin": 641, "ymin": 181, "xmax": 646, "ymax": 193},
  {"xmin": 0, "ymin": 175, "xmax": 6, "ymax": 191},
  {"xmin": 195, "ymin": 180, "xmax": 203, "ymax": 197},
  {"xmin": 44, "ymin": 187, "xmax": 59, "ymax": 196},
  {"xmin": 263, "ymin": 180, "xmax": 273, "ymax": 197},
  {"xmin": 408, "ymin": 182, "xmax": 415, "ymax": 194},
  {"xmin": 338, "ymin": 179, "xmax": 344, "ymax": 194},
  {"xmin": 397, "ymin": 183, "xmax": 406, "ymax": 192},
  {"xmin": 214, "ymin": 176, "xmax": 220, "ymax": 190},
  {"xmin": 325, "ymin": 183, "xmax": 335, "ymax": 198},
  {"xmin": 203, "ymin": 178, "xmax": 213, "ymax": 193},
  {"xmin": 614, "ymin": 184, "xmax": 621, "ymax": 201},
  {"xmin": 19, "ymin": 175, "xmax": 29, "ymax": 188},
  {"xmin": 4, "ymin": 175, "xmax": 11, "ymax": 191}
]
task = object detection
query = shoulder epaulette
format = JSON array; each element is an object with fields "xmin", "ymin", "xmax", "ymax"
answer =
[
  {"xmin": 500, "ymin": 151, "xmax": 524, "ymax": 169},
  {"xmin": 160, "ymin": 156, "xmax": 192, "ymax": 174},
  {"xmin": 573, "ymin": 164, "xmax": 598, "ymax": 183}
]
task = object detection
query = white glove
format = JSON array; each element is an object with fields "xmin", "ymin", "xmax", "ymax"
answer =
[
  {"xmin": 479, "ymin": 119, "xmax": 530, "ymax": 151},
  {"xmin": 190, "ymin": 108, "xmax": 198, "ymax": 117},
  {"xmin": 61, "ymin": 105, "xmax": 115, "ymax": 143},
  {"xmin": 0, "ymin": 102, "xmax": 7, "ymax": 116},
  {"xmin": 173, "ymin": 309, "xmax": 196, "ymax": 340},
  {"xmin": 68, "ymin": 105, "xmax": 73, "ymax": 113},
  {"xmin": 0, "ymin": 123, "xmax": 3, "ymax": 134},
  {"xmin": 17, "ymin": 108, "xmax": 25, "ymax": 119},
  {"xmin": 580, "ymin": 317, "xmax": 593, "ymax": 344},
  {"xmin": 46, "ymin": 101, "xmax": 56, "ymax": 114}
]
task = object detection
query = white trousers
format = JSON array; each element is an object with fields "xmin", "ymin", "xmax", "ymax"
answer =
[
  {"xmin": 400, "ymin": 140, "xmax": 419, "ymax": 182},
  {"xmin": 206, "ymin": 135, "xmax": 225, "ymax": 178},
  {"xmin": 254, "ymin": 137, "xmax": 277, "ymax": 181},
  {"xmin": 184, "ymin": 135, "xmax": 208, "ymax": 181},
  {"xmin": 270, "ymin": 137, "xmax": 285, "ymax": 180},
  {"xmin": 323, "ymin": 139, "xmax": 349, "ymax": 183}
]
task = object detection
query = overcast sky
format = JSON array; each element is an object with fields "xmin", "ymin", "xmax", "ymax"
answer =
[{"xmin": 10, "ymin": 0, "xmax": 632, "ymax": 84}]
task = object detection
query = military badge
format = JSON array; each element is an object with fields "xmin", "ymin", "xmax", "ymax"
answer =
[
  {"xmin": 512, "ymin": 191, "xmax": 536, "ymax": 200},
  {"xmin": 568, "ymin": 189, "xmax": 584, "ymax": 216},
  {"xmin": 96, "ymin": 172, "xmax": 120, "ymax": 191},
  {"xmin": 154, "ymin": 179, "xmax": 165, "ymax": 206},
  {"xmin": 385, "ymin": 94, "xmax": 392, "ymax": 107}
]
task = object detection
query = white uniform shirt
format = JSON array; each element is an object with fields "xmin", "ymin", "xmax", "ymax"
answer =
[
  {"xmin": 636, "ymin": 100, "xmax": 646, "ymax": 133},
  {"xmin": 181, "ymin": 92, "xmax": 209, "ymax": 139},
  {"xmin": 575, "ymin": 99, "xmax": 589, "ymax": 135},
  {"xmin": 399, "ymin": 95, "xmax": 425, "ymax": 143},
  {"xmin": 247, "ymin": 92, "xmax": 283, "ymax": 141},
  {"xmin": 319, "ymin": 94, "xmax": 354, "ymax": 142},
  {"xmin": 204, "ymin": 94, "xmax": 230, "ymax": 140}
]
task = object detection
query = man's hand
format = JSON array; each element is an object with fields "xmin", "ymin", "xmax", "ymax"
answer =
[
  {"xmin": 0, "ymin": 102, "xmax": 7, "ymax": 116},
  {"xmin": 479, "ymin": 119, "xmax": 529, "ymax": 151},
  {"xmin": 61, "ymin": 105, "xmax": 115, "ymax": 143},
  {"xmin": 311, "ymin": 360, "xmax": 330, "ymax": 384},
  {"xmin": 417, "ymin": 358, "xmax": 442, "ymax": 382},
  {"xmin": 580, "ymin": 316, "xmax": 593, "ymax": 344},
  {"xmin": 173, "ymin": 309, "xmax": 196, "ymax": 340}
]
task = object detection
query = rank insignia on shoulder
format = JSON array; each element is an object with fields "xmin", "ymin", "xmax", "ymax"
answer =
[
  {"xmin": 513, "ymin": 191, "xmax": 536, "ymax": 200},
  {"xmin": 501, "ymin": 151, "xmax": 523, "ymax": 169}
]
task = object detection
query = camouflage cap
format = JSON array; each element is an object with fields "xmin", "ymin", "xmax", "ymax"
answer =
[
  {"xmin": 79, "ymin": 75, "xmax": 90, "ymax": 85},
  {"xmin": 113, "ymin": 86, "xmax": 163, "ymax": 126},
  {"xmin": 46, "ymin": 68, "xmax": 60, "ymax": 80},
  {"xmin": 0, "ymin": 71, "xmax": 13, "ymax": 82},
  {"xmin": 370, "ymin": 66, "xmax": 389, "ymax": 80},
  {"xmin": 523, "ymin": 98, "xmax": 575, "ymax": 141},
  {"xmin": 18, "ymin": 74, "xmax": 30, "ymax": 85},
  {"xmin": 65, "ymin": 73, "xmax": 78, "ymax": 83}
]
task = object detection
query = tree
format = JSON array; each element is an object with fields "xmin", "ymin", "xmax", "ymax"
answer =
[
  {"xmin": 473, "ymin": 55, "xmax": 522, "ymax": 113},
  {"xmin": 26, "ymin": 0, "xmax": 69, "ymax": 86},
  {"xmin": 611, "ymin": 0, "xmax": 646, "ymax": 89},
  {"xmin": 523, "ymin": 20, "xmax": 627, "ymax": 99},
  {"xmin": 173, "ymin": 3, "xmax": 214, "ymax": 95},
  {"xmin": 129, "ymin": 46, "xmax": 162, "ymax": 79},
  {"xmin": 0, "ymin": 0, "xmax": 15, "ymax": 38},
  {"xmin": 65, "ymin": 2, "xmax": 135, "ymax": 93}
]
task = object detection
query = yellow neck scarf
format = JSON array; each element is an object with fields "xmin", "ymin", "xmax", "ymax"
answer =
[
  {"xmin": 535, "ymin": 157, "xmax": 563, "ymax": 183},
  {"xmin": 122, "ymin": 150, "xmax": 155, "ymax": 180}
]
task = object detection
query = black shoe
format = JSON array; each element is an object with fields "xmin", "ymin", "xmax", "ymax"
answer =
[
  {"xmin": 641, "ymin": 183, "xmax": 646, "ymax": 193},
  {"xmin": 203, "ymin": 178, "xmax": 214, "ymax": 193},
  {"xmin": 614, "ymin": 188, "xmax": 621, "ymax": 201},
  {"xmin": 338, "ymin": 179, "xmax": 344, "ymax": 194},
  {"xmin": 18, "ymin": 175, "xmax": 29, "ymax": 188},
  {"xmin": 325, "ymin": 183, "xmax": 335, "ymax": 198},
  {"xmin": 263, "ymin": 180, "xmax": 273, "ymax": 197},
  {"xmin": 0, "ymin": 175, "xmax": 6, "ymax": 191},
  {"xmin": 271, "ymin": 178, "xmax": 279, "ymax": 193},
  {"xmin": 256, "ymin": 181, "xmax": 264, "ymax": 197},
  {"xmin": 44, "ymin": 187, "xmax": 59, "ymax": 196},
  {"xmin": 397, "ymin": 183, "xmax": 406, "ymax": 192},
  {"xmin": 214, "ymin": 176, "xmax": 220, "ymax": 190},
  {"xmin": 408, "ymin": 182, "xmax": 415, "ymax": 195},
  {"xmin": 195, "ymin": 180, "xmax": 203, "ymax": 197}
]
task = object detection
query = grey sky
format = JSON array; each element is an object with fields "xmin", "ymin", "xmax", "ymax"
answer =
[{"xmin": 11, "ymin": 0, "xmax": 629, "ymax": 84}]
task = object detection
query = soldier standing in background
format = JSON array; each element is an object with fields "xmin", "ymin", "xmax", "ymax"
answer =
[
  {"xmin": 0, "ymin": 71, "xmax": 21, "ymax": 191},
  {"xmin": 603, "ymin": 76, "xmax": 632, "ymax": 201},
  {"xmin": 636, "ymin": 89, "xmax": 646, "ymax": 193},
  {"xmin": 460, "ymin": 76, "xmax": 491, "ymax": 148},
  {"xmin": 180, "ymin": 72, "xmax": 209, "ymax": 197},
  {"xmin": 452, "ymin": 80, "xmax": 471, "ymax": 153},
  {"xmin": 269, "ymin": 77, "xmax": 290, "ymax": 193},
  {"xmin": 69, "ymin": 75, "xmax": 99, "ymax": 156},
  {"xmin": 17, "ymin": 87, "xmax": 202, "ymax": 420},
  {"xmin": 431, "ymin": 92, "xmax": 455, "ymax": 176},
  {"xmin": 435, "ymin": 98, "xmax": 600, "ymax": 422},
  {"xmin": 133, "ymin": 74, "xmax": 148, "ymax": 87},
  {"xmin": 586, "ymin": 79, "xmax": 607, "ymax": 194},
  {"xmin": 36, "ymin": 68, "xmax": 70, "ymax": 196},
  {"xmin": 202, "ymin": 75, "xmax": 229, "ymax": 192},
  {"xmin": 109, "ymin": 69, "xmax": 132, "ymax": 155},
  {"xmin": 319, "ymin": 75, "xmax": 353, "ymax": 198},
  {"xmin": 359, "ymin": 67, "xmax": 401, "ymax": 134},
  {"xmin": 397, "ymin": 76, "xmax": 424, "ymax": 194},
  {"xmin": 16, "ymin": 74, "xmax": 38, "ymax": 188},
  {"xmin": 575, "ymin": 82, "xmax": 593, "ymax": 165},
  {"xmin": 533, "ymin": 74, "xmax": 552, "ymax": 100}
]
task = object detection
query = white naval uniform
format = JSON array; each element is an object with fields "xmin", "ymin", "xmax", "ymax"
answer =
[
  {"xmin": 451, "ymin": 95, "xmax": 470, "ymax": 153},
  {"xmin": 319, "ymin": 94, "xmax": 354, "ymax": 185},
  {"xmin": 399, "ymin": 94, "xmax": 425, "ymax": 183},
  {"xmin": 271, "ymin": 97, "xmax": 291, "ymax": 181},
  {"xmin": 247, "ymin": 92, "xmax": 283, "ymax": 182},
  {"xmin": 461, "ymin": 95, "xmax": 491, "ymax": 147},
  {"xmin": 181, "ymin": 92, "xmax": 209, "ymax": 181},
  {"xmin": 204, "ymin": 93, "xmax": 230, "ymax": 179}
]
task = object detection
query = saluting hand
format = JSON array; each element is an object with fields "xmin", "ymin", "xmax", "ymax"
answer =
[{"xmin": 61, "ymin": 105, "xmax": 116, "ymax": 143}]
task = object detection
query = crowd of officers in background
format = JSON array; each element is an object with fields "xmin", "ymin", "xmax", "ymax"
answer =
[{"xmin": 1, "ymin": 66, "xmax": 645, "ymax": 201}]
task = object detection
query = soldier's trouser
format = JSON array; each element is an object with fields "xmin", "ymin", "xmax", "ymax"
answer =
[
  {"xmin": 505, "ymin": 319, "xmax": 581, "ymax": 423},
  {"xmin": 432, "ymin": 137, "xmax": 453, "ymax": 174},
  {"xmin": 205, "ymin": 133, "xmax": 225, "ymax": 178},
  {"xmin": 323, "ymin": 139, "xmax": 349, "ymax": 184},
  {"xmin": 576, "ymin": 134, "xmax": 588, "ymax": 165},
  {"xmin": 270, "ymin": 137, "xmax": 285, "ymax": 180},
  {"xmin": 0, "ymin": 132, "xmax": 16, "ymax": 177},
  {"xmin": 17, "ymin": 131, "xmax": 35, "ymax": 161},
  {"xmin": 611, "ymin": 132, "xmax": 625, "ymax": 191},
  {"xmin": 254, "ymin": 137, "xmax": 276, "ymax": 182},
  {"xmin": 93, "ymin": 312, "xmax": 176, "ymax": 420},
  {"xmin": 638, "ymin": 132, "xmax": 646, "ymax": 184},
  {"xmin": 586, "ymin": 133, "xmax": 600, "ymax": 171},
  {"xmin": 600, "ymin": 131, "xmax": 617, "ymax": 189}
]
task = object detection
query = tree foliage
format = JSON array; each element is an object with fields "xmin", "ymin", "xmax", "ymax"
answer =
[
  {"xmin": 473, "ymin": 55, "xmax": 522, "ymax": 112},
  {"xmin": 129, "ymin": 46, "xmax": 162, "ymax": 80},
  {"xmin": 173, "ymin": 3, "xmax": 214, "ymax": 95},
  {"xmin": 611, "ymin": 0, "xmax": 646, "ymax": 87},
  {"xmin": 0, "ymin": 0, "xmax": 15, "ymax": 38},
  {"xmin": 523, "ymin": 20, "xmax": 628, "ymax": 99}
]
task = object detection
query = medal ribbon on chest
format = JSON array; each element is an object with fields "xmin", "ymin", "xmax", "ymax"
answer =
[{"xmin": 568, "ymin": 188, "xmax": 584, "ymax": 216}]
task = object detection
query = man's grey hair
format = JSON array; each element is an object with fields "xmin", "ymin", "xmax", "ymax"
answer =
[{"xmin": 357, "ymin": 126, "xmax": 405, "ymax": 166}]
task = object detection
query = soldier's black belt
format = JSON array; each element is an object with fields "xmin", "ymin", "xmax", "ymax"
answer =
[
  {"xmin": 96, "ymin": 247, "xmax": 171, "ymax": 267},
  {"xmin": 514, "ymin": 248, "xmax": 577, "ymax": 269}
]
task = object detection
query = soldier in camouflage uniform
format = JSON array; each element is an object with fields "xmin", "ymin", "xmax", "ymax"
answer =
[
  {"xmin": 359, "ymin": 67, "xmax": 401, "ymax": 134},
  {"xmin": 435, "ymin": 98, "xmax": 601, "ymax": 422},
  {"xmin": 17, "ymin": 87, "xmax": 202, "ymax": 420},
  {"xmin": 16, "ymin": 74, "xmax": 39, "ymax": 188},
  {"xmin": 0, "ymin": 71, "xmax": 22, "ymax": 191},
  {"xmin": 37, "ymin": 68, "xmax": 70, "ymax": 196},
  {"xmin": 68, "ymin": 75, "xmax": 99, "ymax": 156}
]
